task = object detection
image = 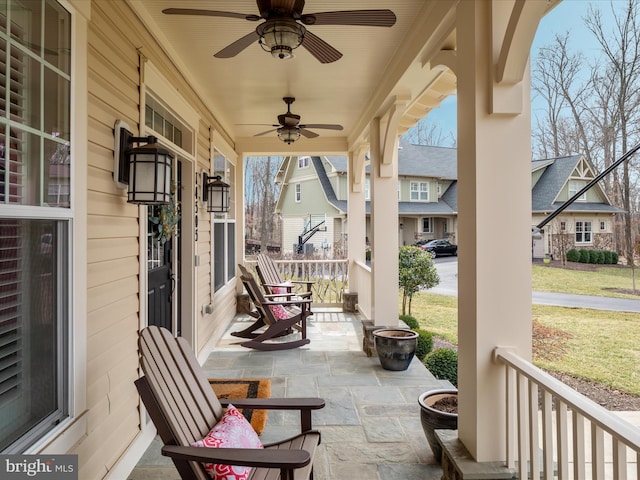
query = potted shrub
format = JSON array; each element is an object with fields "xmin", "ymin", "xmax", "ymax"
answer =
[
  {"xmin": 418, "ymin": 348, "xmax": 459, "ymax": 461},
  {"xmin": 372, "ymin": 328, "xmax": 418, "ymax": 371}
]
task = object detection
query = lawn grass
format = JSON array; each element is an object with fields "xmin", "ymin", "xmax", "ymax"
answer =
[
  {"xmin": 532, "ymin": 264, "xmax": 640, "ymax": 299},
  {"xmin": 405, "ymin": 291, "xmax": 640, "ymax": 396}
]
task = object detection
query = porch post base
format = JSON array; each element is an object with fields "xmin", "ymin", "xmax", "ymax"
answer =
[
  {"xmin": 361, "ymin": 319, "xmax": 384, "ymax": 357},
  {"xmin": 236, "ymin": 293, "xmax": 252, "ymax": 315},
  {"xmin": 343, "ymin": 291, "xmax": 358, "ymax": 312},
  {"xmin": 436, "ymin": 430, "xmax": 515, "ymax": 480}
]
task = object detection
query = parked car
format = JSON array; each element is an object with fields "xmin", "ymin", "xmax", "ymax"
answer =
[{"xmin": 419, "ymin": 239, "xmax": 458, "ymax": 257}]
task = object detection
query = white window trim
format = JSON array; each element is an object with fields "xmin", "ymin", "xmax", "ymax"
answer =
[
  {"xmin": 298, "ymin": 156, "xmax": 310, "ymax": 169},
  {"xmin": 422, "ymin": 217, "xmax": 434, "ymax": 233},
  {"xmin": 295, "ymin": 183, "xmax": 302, "ymax": 202},
  {"xmin": 568, "ymin": 180, "xmax": 587, "ymax": 202},
  {"xmin": 410, "ymin": 181, "xmax": 428, "ymax": 202},
  {"xmin": 29, "ymin": 0, "xmax": 88, "ymax": 455},
  {"xmin": 575, "ymin": 220, "xmax": 592, "ymax": 244}
]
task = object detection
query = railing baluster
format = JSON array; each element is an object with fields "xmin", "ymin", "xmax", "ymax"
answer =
[
  {"xmin": 613, "ymin": 439, "xmax": 628, "ymax": 480},
  {"xmin": 517, "ymin": 372, "xmax": 529, "ymax": 479},
  {"xmin": 591, "ymin": 423, "xmax": 605, "ymax": 480},
  {"xmin": 556, "ymin": 400, "xmax": 569, "ymax": 480},
  {"xmin": 542, "ymin": 389, "xmax": 554, "ymax": 480},
  {"xmin": 506, "ymin": 365, "xmax": 516, "ymax": 469},
  {"xmin": 573, "ymin": 411, "xmax": 586, "ymax": 480},
  {"xmin": 529, "ymin": 381, "xmax": 540, "ymax": 480}
]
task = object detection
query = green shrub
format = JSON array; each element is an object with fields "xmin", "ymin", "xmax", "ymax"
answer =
[
  {"xmin": 414, "ymin": 329, "xmax": 434, "ymax": 361},
  {"xmin": 595, "ymin": 250, "xmax": 605, "ymax": 264},
  {"xmin": 399, "ymin": 314, "xmax": 420, "ymax": 330},
  {"xmin": 611, "ymin": 251, "xmax": 619, "ymax": 264},
  {"xmin": 423, "ymin": 348, "xmax": 458, "ymax": 387},
  {"xmin": 578, "ymin": 249, "xmax": 590, "ymax": 263},
  {"xmin": 588, "ymin": 250, "xmax": 600, "ymax": 264},
  {"xmin": 603, "ymin": 250, "xmax": 613, "ymax": 264},
  {"xmin": 566, "ymin": 249, "xmax": 580, "ymax": 262}
]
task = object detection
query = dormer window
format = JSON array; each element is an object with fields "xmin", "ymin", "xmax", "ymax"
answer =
[
  {"xmin": 568, "ymin": 180, "xmax": 587, "ymax": 202},
  {"xmin": 410, "ymin": 181, "xmax": 428, "ymax": 201},
  {"xmin": 298, "ymin": 156, "xmax": 310, "ymax": 169}
]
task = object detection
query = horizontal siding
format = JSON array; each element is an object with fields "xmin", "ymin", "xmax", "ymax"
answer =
[
  {"xmin": 74, "ymin": 1, "xmax": 239, "ymax": 478},
  {"xmin": 87, "ymin": 297, "xmax": 138, "ymax": 338},
  {"xmin": 87, "ymin": 237, "xmax": 138, "ymax": 265}
]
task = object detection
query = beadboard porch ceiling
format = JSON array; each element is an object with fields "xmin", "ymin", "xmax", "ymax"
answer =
[{"xmin": 130, "ymin": 0, "xmax": 458, "ymax": 154}]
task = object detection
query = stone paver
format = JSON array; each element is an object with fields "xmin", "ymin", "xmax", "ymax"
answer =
[{"xmin": 129, "ymin": 309, "xmax": 445, "ymax": 479}]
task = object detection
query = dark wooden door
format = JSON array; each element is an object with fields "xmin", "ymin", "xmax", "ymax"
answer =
[{"xmin": 148, "ymin": 207, "xmax": 173, "ymax": 331}]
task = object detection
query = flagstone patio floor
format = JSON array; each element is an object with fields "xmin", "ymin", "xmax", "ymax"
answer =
[{"xmin": 128, "ymin": 308, "xmax": 447, "ymax": 480}]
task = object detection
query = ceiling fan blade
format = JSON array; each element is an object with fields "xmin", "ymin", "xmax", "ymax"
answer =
[
  {"xmin": 162, "ymin": 8, "xmax": 260, "ymax": 21},
  {"xmin": 254, "ymin": 128, "xmax": 279, "ymax": 137},
  {"xmin": 301, "ymin": 31, "xmax": 342, "ymax": 64},
  {"xmin": 299, "ymin": 128, "xmax": 319, "ymax": 139},
  {"xmin": 300, "ymin": 124, "xmax": 343, "ymax": 131},
  {"xmin": 214, "ymin": 31, "xmax": 260, "ymax": 58},
  {"xmin": 303, "ymin": 10, "xmax": 396, "ymax": 27}
]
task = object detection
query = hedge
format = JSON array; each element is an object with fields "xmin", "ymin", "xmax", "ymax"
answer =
[{"xmin": 566, "ymin": 248, "xmax": 619, "ymax": 265}]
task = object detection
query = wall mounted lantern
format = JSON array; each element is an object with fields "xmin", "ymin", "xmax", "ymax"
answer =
[
  {"xmin": 114, "ymin": 120, "xmax": 173, "ymax": 205},
  {"xmin": 202, "ymin": 172, "xmax": 230, "ymax": 213}
]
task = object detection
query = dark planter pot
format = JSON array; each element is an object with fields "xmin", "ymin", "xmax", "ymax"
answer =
[
  {"xmin": 418, "ymin": 389, "xmax": 458, "ymax": 462},
  {"xmin": 372, "ymin": 328, "xmax": 418, "ymax": 371}
]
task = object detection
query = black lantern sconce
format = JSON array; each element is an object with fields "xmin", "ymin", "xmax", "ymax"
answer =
[
  {"xmin": 202, "ymin": 172, "xmax": 230, "ymax": 213},
  {"xmin": 114, "ymin": 120, "xmax": 173, "ymax": 205}
]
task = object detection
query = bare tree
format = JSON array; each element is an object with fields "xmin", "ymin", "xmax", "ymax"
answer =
[
  {"xmin": 532, "ymin": 33, "xmax": 593, "ymax": 160},
  {"xmin": 586, "ymin": 0, "xmax": 640, "ymax": 285},
  {"xmin": 244, "ymin": 156, "xmax": 282, "ymax": 254},
  {"xmin": 402, "ymin": 119, "xmax": 456, "ymax": 147}
]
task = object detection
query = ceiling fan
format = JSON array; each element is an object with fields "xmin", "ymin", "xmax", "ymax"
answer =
[
  {"xmin": 249, "ymin": 97, "xmax": 343, "ymax": 144},
  {"xmin": 162, "ymin": 0, "xmax": 396, "ymax": 63}
]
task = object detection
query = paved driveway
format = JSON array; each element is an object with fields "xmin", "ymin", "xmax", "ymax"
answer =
[{"xmin": 429, "ymin": 258, "xmax": 640, "ymax": 313}]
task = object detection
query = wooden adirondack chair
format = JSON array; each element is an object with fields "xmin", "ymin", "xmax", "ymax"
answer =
[
  {"xmin": 255, "ymin": 254, "xmax": 314, "ymax": 300},
  {"xmin": 135, "ymin": 325, "xmax": 324, "ymax": 480},
  {"xmin": 233, "ymin": 264, "xmax": 312, "ymax": 351}
]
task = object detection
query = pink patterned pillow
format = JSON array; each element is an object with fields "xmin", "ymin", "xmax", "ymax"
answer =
[
  {"xmin": 192, "ymin": 404, "xmax": 264, "ymax": 480},
  {"xmin": 269, "ymin": 285, "xmax": 292, "ymax": 320},
  {"xmin": 269, "ymin": 303, "xmax": 290, "ymax": 320}
]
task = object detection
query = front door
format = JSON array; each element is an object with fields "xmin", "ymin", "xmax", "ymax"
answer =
[{"xmin": 148, "ymin": 206, "xmax": 173, "ymax": 331}]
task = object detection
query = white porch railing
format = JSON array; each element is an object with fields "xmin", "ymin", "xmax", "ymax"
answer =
[
  {"xmin": 244, "ymin": 259, "xmax": 349, "ymax": 306},
  {"xmin": 494, "ymin": 347, "xmax": 640, "ymax": 480},
  {"xmin": 350, "ymin": 260, "xmax": 371, "ymax": 319}
]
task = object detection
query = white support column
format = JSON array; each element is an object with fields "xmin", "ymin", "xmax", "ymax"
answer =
[
  {"xmin": 347, "ymin": 148, "xmax": 367, "ymax": 291},
  {"xmin": 370, "ymin": 117, "xmax": 400, "ymax": 326},
  {"xmin": 456, "ymin": 0, "xmax": 533, "ymax": 462}
]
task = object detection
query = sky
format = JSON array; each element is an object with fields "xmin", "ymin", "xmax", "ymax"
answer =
[{"xmin": 412, "ymin": 0, "xmax": 621, "ymax": 144}]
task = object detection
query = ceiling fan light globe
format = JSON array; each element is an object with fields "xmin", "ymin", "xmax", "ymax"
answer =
[
  {"xmin": 257, "ymin": 19, "xmax": 305, "ymax": 60},
  {"xmin": 277, "ymin": 126, "xmax": 300, "ymax": 144}
]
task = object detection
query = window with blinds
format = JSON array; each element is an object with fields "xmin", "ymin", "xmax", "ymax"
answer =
[{"xmin": 0, "ymin": 0, "xmax": 71, "ymax": 453}]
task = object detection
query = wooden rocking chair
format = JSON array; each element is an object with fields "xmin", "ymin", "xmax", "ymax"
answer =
[
  {"xmin": 233, "ymin": 264, "xmax": 312, "ymax": 351},
  {"xmin": 255, "ymin": 254, "xmax": 314, "ymax": 301},
  {"xmin": 135, "ymin": 325, "xmax": 324, "ymax": 480}
]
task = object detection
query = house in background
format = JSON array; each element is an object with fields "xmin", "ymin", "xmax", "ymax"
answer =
[
  {"xmin": 275, "ymin": 141, "xmax": 621, "ymax": 259},
  {"xmin": 531, "ymin": 155, "xmax": 621, "ymax": 259}
]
